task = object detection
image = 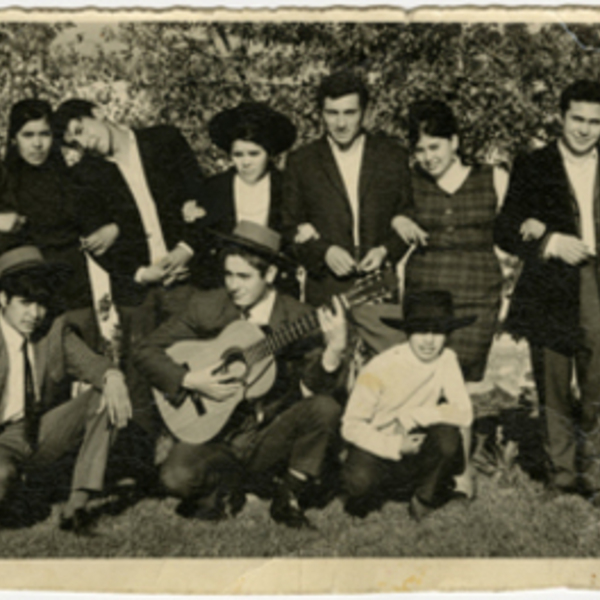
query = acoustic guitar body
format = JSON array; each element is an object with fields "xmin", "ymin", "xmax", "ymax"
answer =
[{"xmin": 153, "ymin": 320, "xmax": 277, "ymax": 444}]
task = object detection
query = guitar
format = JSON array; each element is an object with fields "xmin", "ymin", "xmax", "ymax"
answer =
[{"xmin": 153, "ymin": 270, "xmax": 393, "ymax": 444}]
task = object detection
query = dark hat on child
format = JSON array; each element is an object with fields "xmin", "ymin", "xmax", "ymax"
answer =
[
  {"xmin": 380, "ymin": 290, "xmax": 476, "ymax": 333},
  {"xmin": 209, "ymin": 102, "xmax": 297, "ymax": 156},
  {"xmin": 0, "ymin": 245, "xmax": 72, "ymax": 287},
  {"xmin": 213, "ymin": 221, "xmax": 294, "ymax": 265}
]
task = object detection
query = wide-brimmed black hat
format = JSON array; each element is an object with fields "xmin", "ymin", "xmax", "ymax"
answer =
[
  {"xmin": 380, "ymin": 290, "xmax": 476, "ymax": 333},
  {"xmin": 0, "ymin": 245, "xmax": 72, "ymax": 288},
  {"xmin": 212, "ymin": 221, "xmax": 293, "ymax": 265},
  {"xmin": 209, "ymin": 102, "xmax": 297, "ymax": 156}
]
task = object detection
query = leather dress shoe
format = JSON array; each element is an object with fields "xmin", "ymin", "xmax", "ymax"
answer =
[
  {"xmin": 270, "ymin": 485, "xmax": 313, "ymax": 529},
  {"xmin": 59, "ymin": 508, "xmax": 96, "ymax": 536}
]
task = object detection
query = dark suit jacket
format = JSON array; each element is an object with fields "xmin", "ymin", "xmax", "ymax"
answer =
[
  {"xmin": 0, "ymin": 316, "xmax": 111, "ymax": 417},
  {"xmin": 282, "ymin": 133, "xmax": 413, "ymax": 305},
  {"xmin": 494, "ymin": 141, "xmax": 600, "ymax": 355},
  {"xmin": 70, "ymin": 126, "xmax": 204, "ymax": 306},
  {"xmin": 190, "ymin": 168, "xmax": 291, "ymax": 289},
  {"xmin": 134, "ymin": 288, "xmax": 343, "ymax": 429}
]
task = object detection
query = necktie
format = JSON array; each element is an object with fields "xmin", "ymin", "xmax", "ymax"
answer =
[{"xmin": 22, "ymin": 340, "xmax": 38, "ymax": 449}]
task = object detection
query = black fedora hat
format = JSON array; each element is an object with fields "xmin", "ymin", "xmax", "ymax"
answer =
[
  {"xmin": 380, "ymin": 290, "xmax": 476, "ymax": 333},
  {"xmin": 0, "ymin": 245, "xmax": 72, "ymax": 287},
  {"xmin": 212, "ymin": 221, "xmax": 294, "ymax": 265},
  {"xmin": 209, "ymin": 102, "xmax": 297, "ymax": 156}
]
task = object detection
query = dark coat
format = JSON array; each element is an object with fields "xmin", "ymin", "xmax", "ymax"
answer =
[
  {"xmin": 134, "ymin": 288, "xmax": 343, "ymax": 428},
  {"xmin": 281, "ymin": 133, "xmax": 413, "ymax": 305},
  {"xmin": 494, "ymin": 141, "xmax": 600, "ymax": 355},
  {"xmin": 70, "ymin": 126, "xmax": 204, "ymax": 306},
  {"xmin": 190, "ymin": 168, "xmax": 297, "ymax": 294}
]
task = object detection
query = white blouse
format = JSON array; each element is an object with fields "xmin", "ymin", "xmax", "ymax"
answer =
[{"xmin": 234, "ymin": 173, "xmax": 271, "ymax": 226}]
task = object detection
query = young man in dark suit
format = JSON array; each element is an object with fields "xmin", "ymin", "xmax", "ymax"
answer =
[
  {"xmin": 495, "ymin": 80, "xmax": 600, "ymax": 504},
  {"xmin": 281, "ymin": 70, "xmax": 413, "ymax": 307},
  {"xmin": 134, "ymin": 221, "xmax": 347, "ymax": 528},
  {"xmin": 53, "ymin": 100, "xmax": 205, "ymax": 435},
  {"xmin": 0, "ymin": 245, "xmax": 131, "ymax": 533}
]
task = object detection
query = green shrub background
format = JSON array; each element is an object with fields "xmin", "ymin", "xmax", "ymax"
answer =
[{"xmin": 2, "ymin": 21, "xmax": 600, "ymax": 171}]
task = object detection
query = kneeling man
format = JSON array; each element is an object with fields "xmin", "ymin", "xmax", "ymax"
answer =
[
  {"xmin": 342, "ymin": 291, "xmax": 474, "ymax": 521},
  {"xmin": 135, "ymin": 222, "xmax": 347, "ymax": 528},
  {"xmin": 0, "ymin": 245, "xmax": 131, "ymax": 532}
]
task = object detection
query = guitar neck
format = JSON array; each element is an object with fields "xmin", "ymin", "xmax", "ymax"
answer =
[{"xmin": 244, "ymin": 311, "xmax": 320, "ymax": 366}]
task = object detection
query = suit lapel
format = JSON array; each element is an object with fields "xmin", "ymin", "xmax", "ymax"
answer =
[
  {"xmin": 316, "ymin": 137, "xmax": 351, "ymax": 203},
  {"xmin": 0, "ymin": 329, "xmax": 8, "ymax": 401},
  {"xmin": 358, "ymin": 134, "xmax": 376, "ymax": 202},
  {"xmin": 33, "ymin": 336, "xmax": 48, "ymax": 402}
]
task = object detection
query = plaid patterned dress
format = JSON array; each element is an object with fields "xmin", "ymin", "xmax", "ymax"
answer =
[{"xmin": 405, "ymin": 165, "xmax": 503, "ymax": 381}]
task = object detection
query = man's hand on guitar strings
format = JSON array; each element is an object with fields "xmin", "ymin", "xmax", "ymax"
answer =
[
  {"xmin": 318, "ymin": 295, "xmax": 348, "ymax": 372},
  {"xmin": 182, "ymin": 360, "xmax": 243, "ymax": 402}
]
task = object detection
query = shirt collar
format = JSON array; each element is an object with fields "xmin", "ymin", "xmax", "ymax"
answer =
[
  {"xmin": 436, "ymin": 158, "xmax": 471, "ymax": 194},
  {"xmin": 327, "ymin": 132, "xmax": 366, "ymax": 157},
  {"xmin": 244, "ymin": 288, "xmax": 277, "ymax": 326},
  {"xmin": 558, "ymin": 139, "xmax": 598, "ymax": 166},
  {"xmin": 0, "ymin": 313, "xmax": 26, "ymax": 349}
]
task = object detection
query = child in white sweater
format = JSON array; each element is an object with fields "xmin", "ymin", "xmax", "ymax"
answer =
[{"xmin": 342, "ymin": 290, "xmax": 475, "ymax": 521}]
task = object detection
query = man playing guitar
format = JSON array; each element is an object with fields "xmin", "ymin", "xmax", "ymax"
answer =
[{"xmin": 134, "ymin": 221, "xmax": 348, "ymax": 528}]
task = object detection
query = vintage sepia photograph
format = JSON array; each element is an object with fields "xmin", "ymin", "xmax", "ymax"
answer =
[{"xmin": 0, "ymin": 10, "xmax": 598, "ymax": 585}]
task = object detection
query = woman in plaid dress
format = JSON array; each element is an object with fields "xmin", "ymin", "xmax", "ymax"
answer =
[{"xmin": 393, "ymin": 100, "xmax": 504, "ymax": 382}]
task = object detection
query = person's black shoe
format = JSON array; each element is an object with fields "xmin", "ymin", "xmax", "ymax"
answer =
[
  {"xmin": 408, "ymin": 495, "xmax": 434, "ymax": 522},
  {"xmin": 270, "ymin": 484, "xmax": 313, "ymax": 529},
  {"xmin": 59, "ymin": 508, "xmax": 97, "ymax": 536},
  {"xmin": 226, "ymin": 489, "xmax": 247, "ymax": 517},
  {"xmin": 176, "ymin": 497, "xmax": 227, "ymax": 521}
]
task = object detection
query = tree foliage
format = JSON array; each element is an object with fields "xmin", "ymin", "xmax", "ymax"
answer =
[{"xmin": 2, "ymin": 21, "xmax": 600, "ymax": 171}]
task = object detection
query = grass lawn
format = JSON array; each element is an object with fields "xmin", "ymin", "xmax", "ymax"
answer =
[{"xmin": 0, "ymin": 334, "xmax": 598, "ymax": 557}]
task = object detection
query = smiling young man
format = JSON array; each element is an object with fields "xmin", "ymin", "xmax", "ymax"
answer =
[
  {"xmin": 282, "ymin": 70, "xmax": 414, "ymax": 307},
  {"xmin": 495, "ymin": 80, "xmax": 600, "ymax": 504},
  {"xmin": 134, "ymin": 221, "xmax": 347, "ymax": 528},
  {"xmin": 53, "ymin": 99, "xmax": 205, "ymax": 436},
  {"xmin": 0, "ymin": 245, "xmax": 131, "ymax": 534}
]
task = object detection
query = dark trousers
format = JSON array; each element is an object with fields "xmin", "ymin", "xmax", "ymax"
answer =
[
  {"xmin": 530, "ymin": 263, "xmax": 600, "ymax": 492},
  {"xmin": 0, "ymin": 389, "xmax": 112, "ymax": 502},
  {"xmin": 160, "ymin": 395, "xmax": 342, "ymax": 505},
  {"xmin": 342, "ymin": 424, "xmax": 464, "ymax": 513},
  {"xmin": 118, "ymin": 283, "xmax": 195, "ymax": 436}
]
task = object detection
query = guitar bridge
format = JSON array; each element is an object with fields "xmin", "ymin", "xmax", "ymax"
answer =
[{"xmin": 190, "ymin": 392, "xmax": 206, "ymax": 416}]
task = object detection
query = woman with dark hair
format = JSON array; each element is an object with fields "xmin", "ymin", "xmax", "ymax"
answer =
[
  {"xmin": 2, "ymin": 99, "xmax": 101, "ymax": 347},
  {"xmin": 393, "ymin": 99, "xmax": 505, "ymax": 383},
  {"xmin": 187, "ymin": 102, "xmax": 298, "ymax": 294}
]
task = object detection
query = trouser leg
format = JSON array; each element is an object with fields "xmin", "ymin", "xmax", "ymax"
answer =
[
  {"xmin": 160, "ymin": 441, "xmax": 242, "ymax": 505},
  {"xmin": 576, "ymin": 263, "xmax": 600, "ymax": 492},
  {"xmin": 410, "ymin": 424, "xmax": 463, "ymax": 507},
  {"xmin": 342, "ymin": 444, "xmax": 393, "ymax": 515},
  {"xmin": 530, "ymin": 344, "xmax": 577, "ymax": 489},
  {"xmin": 30, "ymin": 389, "xmax": 113, "ymax": 494},
  {"xmin": 246, "ymin": 395, "xmax": 342, "ymax": 480}
]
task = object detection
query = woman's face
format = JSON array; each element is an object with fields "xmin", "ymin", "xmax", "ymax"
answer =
[
  {"xmin": 413, "ymin": 133, "xmax": 458, "ymax": 179},
  {"xmin": 231, "ymin": 140, "xmax": 269, "ymax": 184},
  {"xmin": 14, "ymin": 117, "xmax": 53, "ymax": 166}
]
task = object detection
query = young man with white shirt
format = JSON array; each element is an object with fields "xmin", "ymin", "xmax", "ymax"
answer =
[
  {"xmin": 0, "ymin": 245, "xmax": 131, "ymax": 534},
  {"xmin": 495, "ymin": 80, "xmax": 600, "ymax": 504},
  {"xmin": 282, "ymin": 70, "xmax": 413, "ymax": 307},
  {"xmin": 134, "ymin": 221, "xmax": 347, "ymax": 528},
  {"xmin": 53, "ymin": 100, "xmax": 204, "ymax": 436},
  {"xmin": 341, "ymin": 290, "xmax": 474, "ymax": 521}
]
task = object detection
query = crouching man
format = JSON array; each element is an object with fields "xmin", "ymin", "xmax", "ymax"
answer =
[
  {"xmin": 0, "ymin": 245, "xmax": 131, "ymax": 533},
  {"xmin": 341, "ymin": 291, "xmax": 474, "ymax": 521},
  {"xmin": 134, "ymin": 222, "xmax": 347, "ymax": 528}
]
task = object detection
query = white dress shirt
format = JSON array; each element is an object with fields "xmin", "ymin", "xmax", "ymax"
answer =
[
  {"xmin": 234, "ymin": 173, "xmax": 271, "ymax": 227},
  {"xmin": 552, "ymin": 140, "xmax": 598, "ymax": 256},
  {"xmin": 244, "ymin": 288, "xmax": 277, "ymax": 326},
  {"xmin": 342, "ymin": 343, "xmax": 473, "ymax": 461},
  {"xmin": 0, "ymin": 315, "xmax": 37, "ymax": 425},
  {"xmin": 328, "ymin": 134, "xmax": 366, "ymax": 247},
  {"xmin": 109, "ymin": 129, "xmax": 169, "ymax": 265},
  {"xmin": 437, "ymin": 159, "xmax": 471, "ymax": 195}
]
